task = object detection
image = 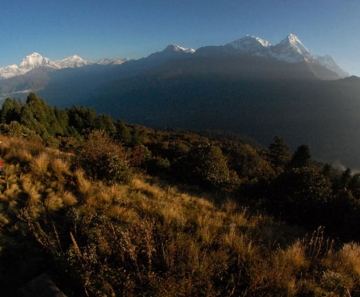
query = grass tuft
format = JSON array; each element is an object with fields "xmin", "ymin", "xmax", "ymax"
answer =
[
  {"xmin": 30, "ymin": 152, "xmax": 49, "ymax": 176},
  {"xmin": 62, "ymin": 191, "xmax": 78, "ymax": 206}
]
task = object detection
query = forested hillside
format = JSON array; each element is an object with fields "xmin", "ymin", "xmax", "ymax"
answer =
[
  {"xmin": 1, "ymin": 93, "xmax": 360, "ymax": 296},
  {"xmin": 86, "ymin": 61, "xmax": 360, "ymax": 169}
]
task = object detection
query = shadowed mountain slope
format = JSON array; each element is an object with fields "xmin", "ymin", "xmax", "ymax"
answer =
[{"xmin": 86, "ymin": 58, "xmax": 360, "ymax": 168}]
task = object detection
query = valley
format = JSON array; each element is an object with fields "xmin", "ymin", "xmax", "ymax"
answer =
[{"xmin": 0, "ymin": 34, "xmax": 359, "ymax": 169}]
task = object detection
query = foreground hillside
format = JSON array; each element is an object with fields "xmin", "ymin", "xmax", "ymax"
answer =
[
  {"xmin": 1, "ymin": 94, "xmax": 360, "ymax": 296},
  {"xmin": 0, "ymin": 135, "xmax": 360, "ymax": 297}
]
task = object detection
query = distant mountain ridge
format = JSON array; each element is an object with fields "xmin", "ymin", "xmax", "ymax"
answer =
[
  {"xmin": 1, "ymin": 33, "xmax": 360, "ymax": 170},
  {"xmin": 199, "ymin": 34, "xmax": 348, "ymax": 78},
  {"xmin": 0, "ymin": 33, "xmax": 348, "ymax": 81},
  {"xmin": 0, "ymin": 52, "xmax": 130, "ymax": 79}
]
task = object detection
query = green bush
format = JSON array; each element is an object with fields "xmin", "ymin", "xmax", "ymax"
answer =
[{"xmin": 77, "ymin": 130, "xmax": 131, "ymax": 184}]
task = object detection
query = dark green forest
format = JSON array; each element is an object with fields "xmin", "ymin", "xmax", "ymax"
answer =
[{"xmin": 1, "ymin": 93, "xmax": 360, "ymax": 296}]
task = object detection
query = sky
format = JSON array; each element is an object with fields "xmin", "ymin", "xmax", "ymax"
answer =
[{"xmin": 1, "ymin": 0, "xmax": 360, "ymax": 75}]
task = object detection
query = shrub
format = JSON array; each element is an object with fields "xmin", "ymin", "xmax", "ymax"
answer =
[
  {"xmin": 173, "ymin": 144, "xmax": 233, "ymax": 188},
  {"xmin": 77, "ymin": 130, "xmax": 131, "ymax": 184}
]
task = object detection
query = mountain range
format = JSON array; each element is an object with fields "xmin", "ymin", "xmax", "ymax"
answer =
[
  {"xmin": 1, "ymin": 34, "xmax": 360, "ymax": 169},
  {"xmin": 0, "ymin": 52, "xmax": 130, "ymax": 80},
  {"xmin": 0, "ymin": 33, "xmax": 348, "ymax": 82}
]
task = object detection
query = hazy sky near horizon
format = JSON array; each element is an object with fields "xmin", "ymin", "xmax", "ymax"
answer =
[{"xmin": 1, "ymin": 0, "xmax": 360, "ymax": 75}]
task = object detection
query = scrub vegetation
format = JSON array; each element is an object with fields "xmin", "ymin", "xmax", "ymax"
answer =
[{"xmin": 0, "ymin": 93, "xmax": 360, "ymax": 296}]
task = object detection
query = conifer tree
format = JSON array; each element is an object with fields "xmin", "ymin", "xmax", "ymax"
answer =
[
  {"xmin": 289, "ymin": 144, "xmax": 311, "ymax": 169},
  {"xmin": 0, "ymin": 98, "xmax": 22, "ymax": 124},
  {"xmin": 115, "ymin": 119, "xmax": 132, "ymax": 145},
  {"xmin": 268, "ymin": 136, "xmax": 290, "ymax": 174}
]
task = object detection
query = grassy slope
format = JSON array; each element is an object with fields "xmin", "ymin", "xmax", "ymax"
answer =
[{"xmin": 0, "ymin": 136, "xmax": 359, "ymax": 296}]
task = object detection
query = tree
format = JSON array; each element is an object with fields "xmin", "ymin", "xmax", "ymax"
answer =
[
  {"xmin": 228, "ymin": 144, "xmax": 274, "ymax": 180},
  {"xmin": 1, "ymin": 98, "xmax": 22, "ymax": 124},
  {"xmin": 175, "ymin": 144, "xmax": 232, "ymax": 188},
  {"xmin": 20, "ymin": 94, "xmax": 60, "ymax": 141},
  {"xmin": 26, "ymin": 92, "xmax": 38, "ymax": 104},
  {"xmin": 95, "ymin": 114, "xmax": 116, "ymax": 135},
  {"xmin": 67, "ymin": 105, "xmax": 96, "ymax": 132},
  {"xmin": 289, "ymin": 144, "xmax": 311, "ymax": 169},
  {"xmin": 131, "ymin": 128, "xmax": 141, "ymax": 146},
  {"xmin": 269, "ymin": 167, "xmax": 333, "ymax": 228},
  {"xmin": 54, "ymin": 106, "xmax": 69, "ymax": 136},
  {"xmin": 268, "ymin": 136, "xmax": 290, "ymax": 174},
  {"xmin": 115, "ymin": 119, "xmax": 132, "ymax": 145}
]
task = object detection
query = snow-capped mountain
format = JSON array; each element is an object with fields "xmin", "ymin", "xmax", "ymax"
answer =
[
  {"xmin": 96, "ymin": 58, "xmax": 130, "ymax": 65},
  {"xmin": 0, "ymin": 52, "xmax": 60, "ymax": 79},
  {"xmin": 223, "ymin": 33, "xmax": 348, "ymax": 78},
  {"xmin": 19, "ymin": 52, "xmax": 59, "ymax": 70},
  {"xmin": 0, "ymin": 52, "xmax": 77, "ymax": 79},
  {"xmin": 0, "ymin": 43, "xmax": 195, "ymax": 80},
  {"xmin": 0, "ymin": 65, "xmax": 23, "ymax": 79},
  {"xmin": 156, "ymin": 44, "xmax": 195, "ymax": 54},
  {"xmin": 227, "ymin": 35, "xmax": 271, "ymax": 53},
  {"xmin": 167, "ymin": 44, "xmax": 196, "ymax": 53},
  {"xmin": 317, "ymin": 55, "xmax": 349, "ymax": 78},
  {"xmin": 144, "ymin": 44, "xmax": 196, "ymax": 63},
  {"xmin": 269, "ymin": 33, "xmax": 317, "ymax": 62},
  {"xmin": 0, "ymin": 52, "xmax": 131, "ymax": 79},
  {"xmin": 55, "ymin": 55, "xmax": 91, "ymax": 68},
  {"xmin": 0, "ymin": 34, "xmax": 349, "ymax": 81}
]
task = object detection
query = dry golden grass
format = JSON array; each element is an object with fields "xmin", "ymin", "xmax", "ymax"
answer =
[
  {"xmin": 62, "ymin": 191, "xmax": 78, "ymax": 206},
  {"xmin": 16, "ymin": 148, "xmax": 33, "ymax": 164},
  {"xmin": 0, "ymin": 136, "xmax": 12, "ymax": 151},
  {"xmin": 159, "ymin": 202, "xmax": 186, "ymax": 227},
  {"xmin": 3, "ymin": 135, "xmax": 360, "ymax": 296},
  {"xmin": 20, "ymin": 174, "xmax": 41, "ymax": 203},
  {"xmin": 0, "ymin": 213, "xmax": 9, "ymax": 226},
  {"xmin": 74, "ymin": 168, "xmax": 92, "ymax": 195},
  {"xmin": 86, "ymin": 188, "xmax": 112, "ymax": 208},
  {"xmin": 30, "ymin": 152, "xmax": 49, "ymax": 175},
  {"xmin": 45, "ymin": 192, "xmax": 64, "ymax": 211},
  {"xmin": 50, "ymin": 157, "xmax": 71, "ymax": 178},
  {"xmin": 105, "ymin": 205, "xmax": 140, "ymax": 222},
  {"xmin": 131, "ymin": 177, "xmax": 161, "ymax": 198},
  {"xmin": 107, "ymin": 184, "xmax": 128, "ymax": 204},
  {"xmin": 282, "ymin": 240, "xmax": 308, "ymax": 271},
  {"xmin": 0, "ymin": 137, "xmax": 44, "ymax": 164},
  {"xmin": 0, "ymin": 183, "xmax": 20, "ymax": 202},
  {"xmin": 341, "ymin": 243, "xmax": 360, "ymax": 275},
  {"xmin": 0, "ymin": 164, "xmax": 20, "ymax": 203}
]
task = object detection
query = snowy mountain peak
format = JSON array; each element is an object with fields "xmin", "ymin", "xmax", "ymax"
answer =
[
  {"xmin": 55, "ymin": 55, "xmax": 90, "ymax": 68},
  {"xmin": 227, "ymin": 35, "xmax": 271, "ymax": 52},
  {"xmin": 0, "ymin": 52, "xmax": 132, "ymax": 79},
  {"xmin": 284, "ymin": 33, "xmax": 303, "ymax": 45},
  {"xmin": 164, "ymin": 44, "xmax": 195, "ymax": 53},
  {"xmin": 277, "ymin": 33, "xmax": 311, "ymax": 56},
  {"xmin": 221, "ymin": 33, "xmax": 348, "ymax": 78},
  {"xmin": 0, "ymin": 35, "xmax": 349, "ymax": 81},
  {"xmin": 96, "ymin": 58, "xmax": 130, "ymax": 65},
  {"xmin": 19, "ymin": 52, "xmax": 59, "ymax": 70}
]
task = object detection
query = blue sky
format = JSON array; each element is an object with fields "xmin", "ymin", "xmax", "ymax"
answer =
[{"xmin": 1, "ymin": 0, "xmax": 360, "ymax": 75}]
